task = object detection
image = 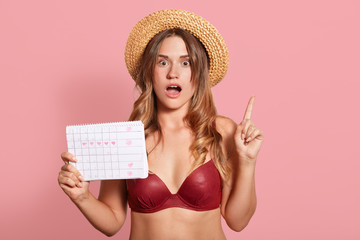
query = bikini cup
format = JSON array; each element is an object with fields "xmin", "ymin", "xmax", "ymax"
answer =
[{"xmin": 126, "ymin": 159, "xmax": 222, "ymax": 213}]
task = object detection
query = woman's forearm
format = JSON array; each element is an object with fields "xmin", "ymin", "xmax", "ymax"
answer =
[
  {"xmin": 72, "ymin": 192, "xmax": 126, "ymax": 237},
  {"xmin": 224, "ymin": 161, "xmax": 257, "ymax": 231}
]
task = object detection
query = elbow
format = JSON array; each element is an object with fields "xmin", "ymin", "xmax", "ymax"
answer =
[
  {"xmin": 100, "ymin": 228, "xmax": 119, "ymax": 237},
  {"xmin": 103, "ymin": 211, "xmax": 127, "ymax": 237},
  {"xmin": 104, "ymin": 232, "xmax": 116, "ymax": 237},
  {"xmin": 102, "ymin": 226, "xmax": 121, "ymax": 237},
  {"xmin": 105, "ymin": 232, "xmax": 118, "ymax": 237},
  {"xmin": 222, "ymin": 208, "xmax": 255, "ymax": 232},
  {"xmin": 226, "ymin": 219, "xmax": 250, "ymax": 232},
  {"xmin": 99, "ymin": 218, "xmax": 125, "ymax": 237}
]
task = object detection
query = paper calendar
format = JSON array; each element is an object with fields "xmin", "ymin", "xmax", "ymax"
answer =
[{"xmin": 66, "ymin": 121, "xmax": 148, "ymax": 181}]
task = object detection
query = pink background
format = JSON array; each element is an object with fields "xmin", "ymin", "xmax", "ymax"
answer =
[{"xmin": 1, "ymin": 0, "xmax": 359, "ymax": 239}]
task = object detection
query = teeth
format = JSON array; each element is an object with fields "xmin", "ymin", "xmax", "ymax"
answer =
[{"xmin": 167, "ymin": 85, "xmax": 181, "ymax": 91}]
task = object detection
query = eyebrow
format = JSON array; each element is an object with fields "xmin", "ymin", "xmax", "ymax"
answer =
[{"xmin": 157, "ymin": 54, "xmax": 190, "ymax": 59}]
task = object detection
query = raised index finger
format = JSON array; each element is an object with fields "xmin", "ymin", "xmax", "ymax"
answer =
[{"xmin": 243, "ymin": 96, "xmax": 255, "ymax": 120}]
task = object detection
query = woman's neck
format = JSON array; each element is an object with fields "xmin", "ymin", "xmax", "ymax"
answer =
[{"xmin": 157, "ymin": 105, "xmax": 189, "ymax": 130}]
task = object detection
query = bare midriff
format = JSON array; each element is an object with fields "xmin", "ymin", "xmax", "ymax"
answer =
[{"xmin": 129, "ymin": 207, "xmax": 226, "ymax": 240}]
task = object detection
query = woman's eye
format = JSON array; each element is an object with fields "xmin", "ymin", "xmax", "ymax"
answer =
[
  {"xmin": 182, "ymin": 61, "xmax": 190, "ymax": 66},
  {"xmin": 159, "ymin": 60, "xmax": 168, "ymax": 66}
]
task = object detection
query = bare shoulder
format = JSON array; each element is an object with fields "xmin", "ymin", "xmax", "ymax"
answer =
[
  {"xmin": 214, "ymin": 115, "xmax": 238, "ymax": 158},
  {"xmin": 215, "ymin": 115, "xmax": 238, "ymax": 139},
  {"xmin": 215, "ymin": 116, "xmax": 238, "ymax": 164}
]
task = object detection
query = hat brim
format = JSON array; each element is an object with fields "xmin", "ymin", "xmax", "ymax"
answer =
[{"xmin": 125, "ymin": 9, "xmax": 229, "ymax": 87}]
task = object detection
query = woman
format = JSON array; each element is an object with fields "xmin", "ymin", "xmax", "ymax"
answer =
[{"xmin": 58, "ymin": 9, "xmax": 264, "ymax": 239}]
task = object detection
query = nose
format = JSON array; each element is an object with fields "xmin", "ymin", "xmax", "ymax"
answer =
[{"xmin": 167, "ymin": 64, "xmax": 179, "ymax": 79}]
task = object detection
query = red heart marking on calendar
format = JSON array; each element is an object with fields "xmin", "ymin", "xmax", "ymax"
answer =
[
  {"xmin": 104, "ymin": 142, "xmax": 109, "ymax": 145},
  {"xmin": 126, "ymin": 140, "xmax": 132, "ymax": 145},
  {"xmin": 97, "ymin": 142, "xmax": 101, "ymax": 146},
  {"xmin": 127, "ymin": 127, "xmax": 132, "ymax": 131},
  {"xmin": 82, "ymin": 142, "xmax": 87, "ymax": 146},
  {"xmin": 127, "ymin": 171, "xmax": 133, "ymax": 176},
  {"xmin": 111, "ymin": 141, "xmax": 116, "ymax": 145},
  {"xmin": 128, "ymin": 163, "xmax": 133, "ymax": 168},
  {"xmin": 90, "ymin": 142, "xmax": 94, "ymax": 145}
]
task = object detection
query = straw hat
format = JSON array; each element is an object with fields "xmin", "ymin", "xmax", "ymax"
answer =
[{"xmin": 125, "ymin": 9, "xmax": 229, "ymax": 87}]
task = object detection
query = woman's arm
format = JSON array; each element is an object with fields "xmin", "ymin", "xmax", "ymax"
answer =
[
  {"xmin": 216, "ymin": 97, "xmax": 264, "ymax": 231},
  {"xmin": 74, "ymin": 180, "xmax": 127, "ymax": 236},
  {"xmin": 221, "ymin": 145, "xmax": 257, "ymax": 231},
  {"xmin": 58, "ymin": 152, "xmax": 128, "ymax": 237}
]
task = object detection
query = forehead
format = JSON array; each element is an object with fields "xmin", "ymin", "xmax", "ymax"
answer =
[{"xmin": 158, "ymin": 36, "xmax": 188, "ymax": 55}]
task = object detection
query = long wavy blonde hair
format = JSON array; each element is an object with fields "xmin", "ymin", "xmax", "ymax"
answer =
[{"xmin": 128, "ymin": 28, "xmax": 230, "ymax": 180}]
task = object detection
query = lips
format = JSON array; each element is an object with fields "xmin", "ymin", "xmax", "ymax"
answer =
[{"xmin": 165, "ymin": 84, "xmax": 182, "ymax": 98}]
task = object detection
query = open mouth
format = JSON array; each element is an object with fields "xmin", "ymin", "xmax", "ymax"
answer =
[{"xmin": 166, "ymin": 85, "xmax": 182, "ymax": 93}]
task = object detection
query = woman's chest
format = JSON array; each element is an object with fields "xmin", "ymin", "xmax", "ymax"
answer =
[
  {"xmin": 144, "ymin": 129, "xmax": 199, "ymax": 192},
  {"xmin": 146, "ymin": 129, "xmax": 195, "ymax": 167}
]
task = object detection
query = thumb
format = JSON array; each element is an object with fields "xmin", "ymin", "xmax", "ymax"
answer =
[{"xmin": 235, "ymin": 121, "xmax": 245, "ymax": 141}]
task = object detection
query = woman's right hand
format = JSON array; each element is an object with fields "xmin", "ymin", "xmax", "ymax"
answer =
[{"xmin": 58, "ymin": 152, "xmax": 90, "ymax": 203}]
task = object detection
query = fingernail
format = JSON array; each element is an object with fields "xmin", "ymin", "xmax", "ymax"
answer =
[
  {"xmin": 246, "ymin": 137, "xmax": 251, "ymax": 142},
  {"xmin": 72, "ymin": 157, "xmax": 77, "ymax": 162},
  {"xmin": 241, "ymin": 134, "xmax": 245, "ymax": 140},
  {"xmin": 78, "ymin": 175, "xmax": 84, "ymax": 181},
  {"xmin": 77, "ymin": 182, "xmax": 82, "ymax": 188}
]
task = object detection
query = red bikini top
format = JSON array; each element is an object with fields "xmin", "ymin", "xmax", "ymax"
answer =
[{"xmin": 126, "ymin": 159, "xmax": 222, "ymax": 213}]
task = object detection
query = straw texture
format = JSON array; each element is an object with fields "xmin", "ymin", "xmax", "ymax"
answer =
[{"xmin": 125, "ymin": 9, "xmax": 229, "ymax": 87}]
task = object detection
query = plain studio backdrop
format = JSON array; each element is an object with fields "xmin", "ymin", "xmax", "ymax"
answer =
[{"xmin": 0, "ymin": 0, "xmax": 359, "ymax": 239}]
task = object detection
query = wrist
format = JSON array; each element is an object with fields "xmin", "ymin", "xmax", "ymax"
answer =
[
  {"xmin": 72, "ymin": 190, "xmax": 92, "ymax": 206},
  {"xmin": 238, "ymin": 159, "xmax": 256, "ymax": 173},
  {"xmin": 239, "ymin": 157, "xmax": 256, "ymax": 166},
  {"xmin": 235, "ymin": 160, "xmax": 256, "ymax": 183}
]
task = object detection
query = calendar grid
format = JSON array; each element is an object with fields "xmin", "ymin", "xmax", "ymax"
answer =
[{"xmin": 66, "ymin": 121, "xmax": 148, "ymax": 181}]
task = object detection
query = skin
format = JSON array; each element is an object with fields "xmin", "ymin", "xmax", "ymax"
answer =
[{"xmin": 58, "ymin": 36, "xmax": 264, "ymax": 239}]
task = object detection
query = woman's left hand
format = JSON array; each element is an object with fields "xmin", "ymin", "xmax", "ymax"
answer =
[{"xmin": 234, "ymin": 96, "xmax": 264, "ymax": 163}]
